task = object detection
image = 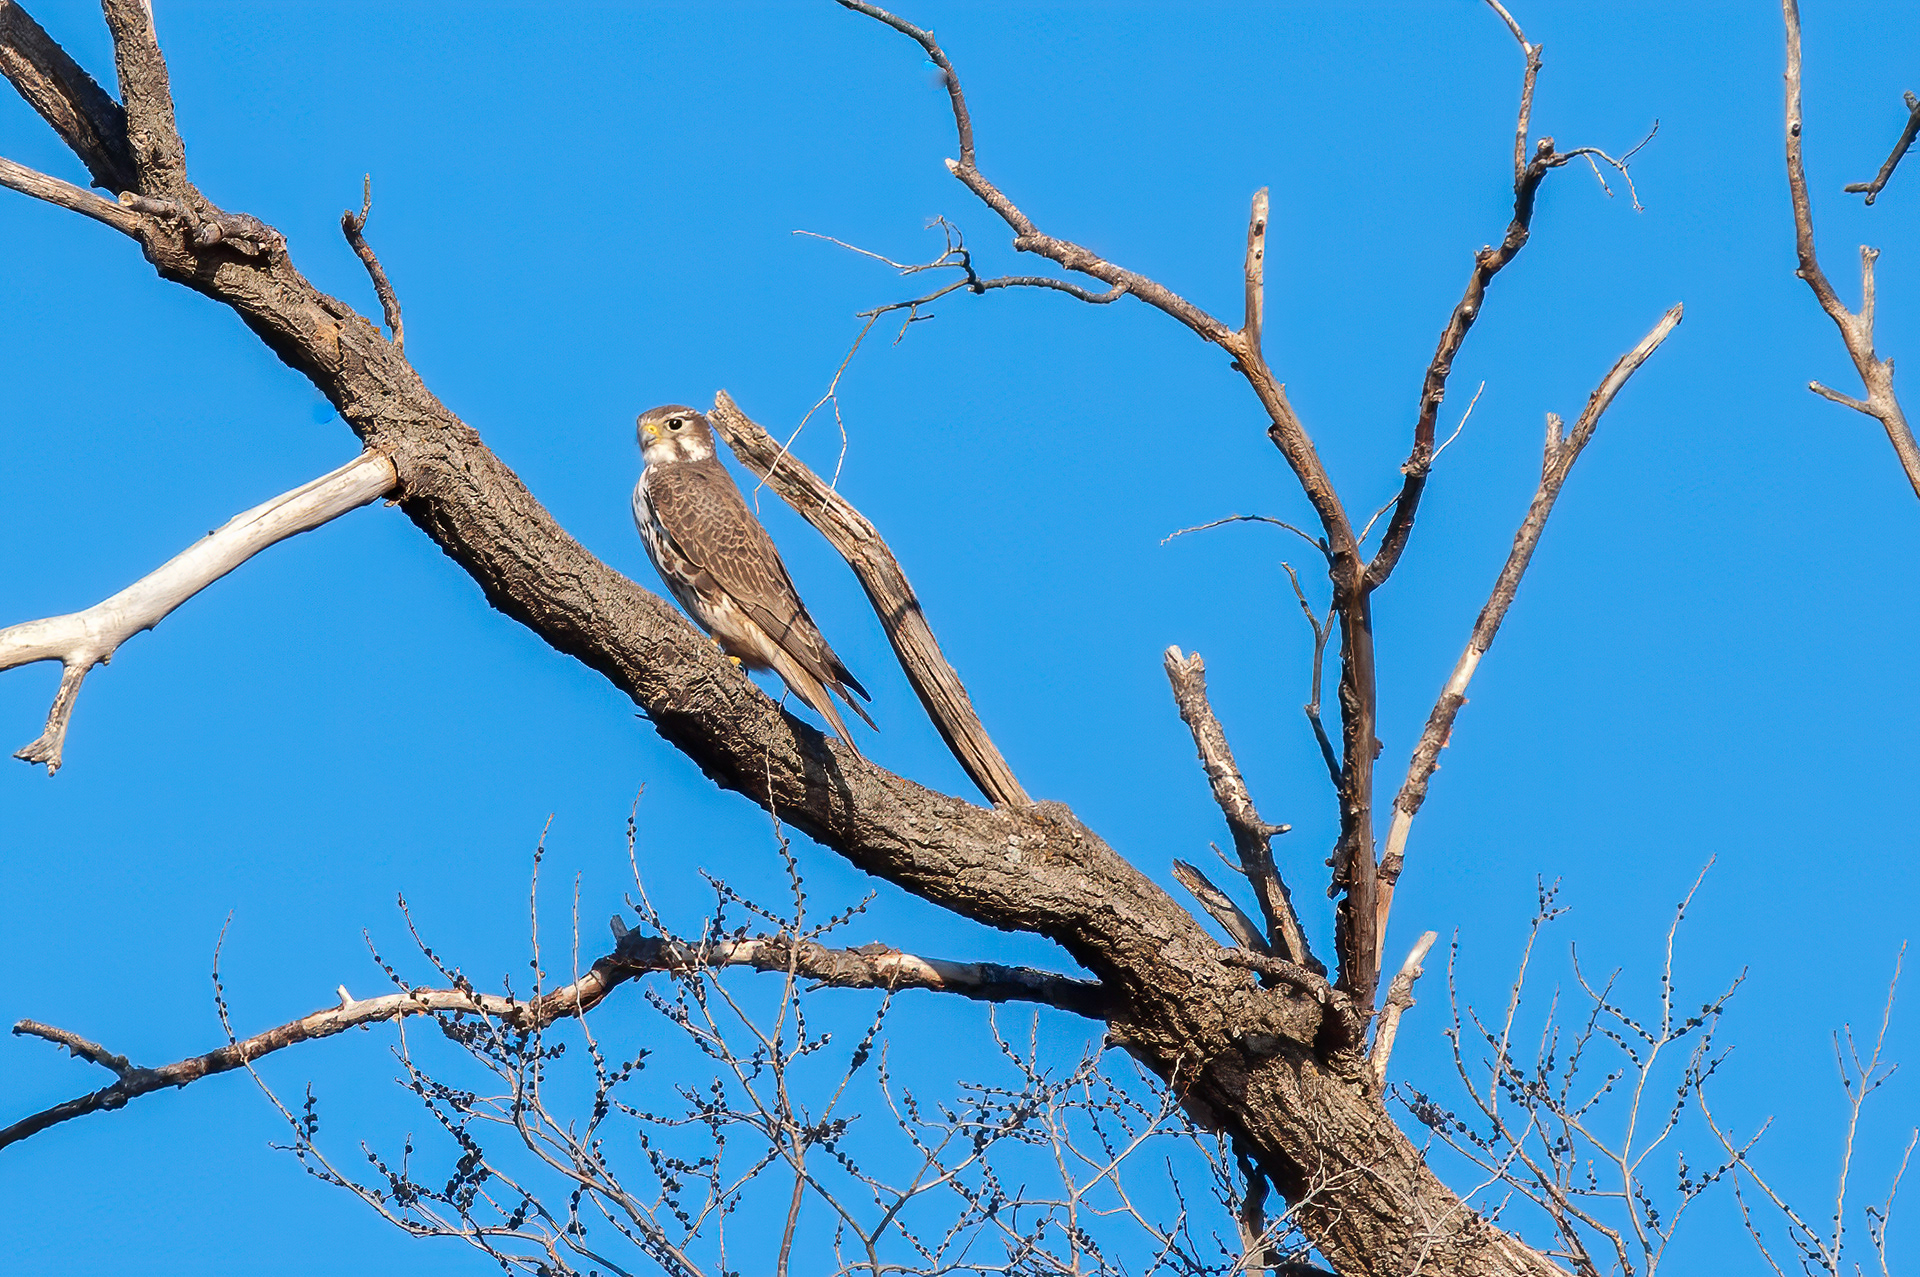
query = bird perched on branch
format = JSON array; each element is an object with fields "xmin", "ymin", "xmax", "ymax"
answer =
[{"xmin": 632, "ymin": 405, "xmax": 875, "ymax": 755}]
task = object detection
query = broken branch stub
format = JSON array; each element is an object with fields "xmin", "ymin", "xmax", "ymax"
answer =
[{"xmin": 0, "ymin": 451, "xmax": 396, "ymax": 773}]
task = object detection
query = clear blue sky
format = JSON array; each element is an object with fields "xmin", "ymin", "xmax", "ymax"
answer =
[{"xmin": 2, "ymin": 1, "xmax": 1916, "ymax": 1272}]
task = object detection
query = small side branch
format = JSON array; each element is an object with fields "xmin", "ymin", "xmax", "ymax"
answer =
[
  {"xmin": 1844, "ymin": 91, "xmax": 1920, "ymax": 205},
  {"xmin": 0, "ymin": 153, "xmax": 142, "ymax": 234},
  {"xmin": 835, "ymin": 1, "xmax": 1232, "ymax": 344},
  {"xmin": 708, "ymin": 392, "xmax": 1029, "ymax": 806},
  {"xmin": 1374, "ymin": 304, "xmax": 1683, "ymax": 965},
  {"xmin": 341, "ymin": 174, "xmax": 404, "ymax": 351},
  {"xmin": 0, "ymin": 451, "xmax": 396, "ymax": 773},
  {"xmin": 1243, "ymin": 186, "xmax": 1268, "ymax": 352},
  {"xmin": 1367, "ymin": 931, "xmax": 1439, "ymax": 1090},
  {"xmin": 1783, "ymin": 1, "xmax": 1920, "ymax": 499},
  {"xmin": 1172, "ymin": 859, "xmax": 1269, "ymax": 955},
  {"xmin": 1, "ymin": 929, "xmax": 1102, "ymax": 1150},
  {"xmin": 1163, "ymin": 647, "xmax": 1316, "ymax": 972}
]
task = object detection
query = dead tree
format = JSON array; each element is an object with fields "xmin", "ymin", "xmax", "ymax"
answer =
[
  {"xmin": 1782, "ymin": 0, "xmax": 1920, "ymax": 500},
  {"xmin": 0, "ymin": 3, "xmax": 1680, "ymax": 1274}
]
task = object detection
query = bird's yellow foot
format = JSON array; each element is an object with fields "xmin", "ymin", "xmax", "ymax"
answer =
[{"xmin": 710, "ymin": 638, "xmax": 743, "ymax": 668}]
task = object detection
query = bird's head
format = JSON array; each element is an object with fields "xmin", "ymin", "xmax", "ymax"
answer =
[{"xmin": 637, "ymin": 405, "xmax": 716, "ymax": 465}]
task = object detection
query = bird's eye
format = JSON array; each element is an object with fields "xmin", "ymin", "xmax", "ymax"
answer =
[{"xmin": 669, "ymin": 419, "xmax": 683, "ymax": 431}]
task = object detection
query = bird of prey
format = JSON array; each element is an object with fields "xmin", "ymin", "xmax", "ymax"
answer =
[{"xmin": 632, "ymin": 405, "xmax": 876, "ymax": 754}]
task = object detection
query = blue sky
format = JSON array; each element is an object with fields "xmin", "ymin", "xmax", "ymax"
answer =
[{"xmin": 2, "ymin": 1, "xmax": 1917, "ymax": 1272}]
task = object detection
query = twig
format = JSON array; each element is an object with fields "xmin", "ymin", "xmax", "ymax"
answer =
[
  {"xmin": 1171, "ymin": 859, "xmax": 1269, "ymax": 955},
  {"xmin": 1161, "ymin": 514, "xmax": 1327, "ymax": 559},
  {"xmin": 1375, "ymin": 304, "xmax": 1683, "ymax": 967},
  {"xmin": 341, "ymin": 174, "xmax": 404, "ymax": 351},
  {"xmin": 1368, "ymin": 931, "xmax": 1439, "ymax": 1090},
  {"xmin": 1783, "ymin": 0, "xmax": 1920, "ymax": 499},
  {"xmin": 1844, "ymin": 91, "xmax": 1920, "ymax": 205},
  {"xmin": 709, "ymin": 392, "xmax": 1030, "ymax": 807},
  {"xmin": 1163, "ymin": 648, "xmax": 1316, "ymax": 972},
  {"xmin": 1278, "ymin": 564, "xmax": 1342, "ymax": 793},
  {"xmin": 0, "ymin": 451, "xmax": 396, "ymax": 773}
]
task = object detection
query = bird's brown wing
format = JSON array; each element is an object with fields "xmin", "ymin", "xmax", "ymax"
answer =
[{"xmin": 645, "ymin": 459, "xmax": 872, "ymax": 716}]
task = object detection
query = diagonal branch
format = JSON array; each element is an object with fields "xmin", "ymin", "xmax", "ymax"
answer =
[
  {"xmin": 1, "ymin": 928, "xmax": 1104, "ymax": 1151},
  {"xmin": 1782, "ymin": 0, "xmax": 1920, "ymax": 500},
  {"xmin": 1367, "ymin": 930, "xmax": 1439, "ymax": 1090},
  {"xmin": 1163, "ymin": 647, "xmax": 1315, "ymax": 972},
  {"xmin": 1, "ymin": 451, "xmax": 396, "ymax": 773},
  {"xmin": 1367, "ymin": 1, "xmax": 1654, "ymax": 592},
  {"xmin": 0, "ymin": 0, "xmax": 134, "ymax": 191},
  {"xmin": 1844, "ymin": 90, "xmax": 1920, "ymax": 206},
  {"xmin": 1374, "ymin": 304, "xmax": 1684, "ymax": 965},
  {"xmin": 708, "ymin": 392, "xmax": 1029, "ymax": 807},
  {"xmin": 0, "ymin": 152, "xmax": 141, "ymax": 232},
  {"xmin": 1172, "ymin": 859, "xmax": 1270, "ymax": 956}
]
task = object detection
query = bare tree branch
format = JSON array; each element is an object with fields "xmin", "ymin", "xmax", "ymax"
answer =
[
  {"xmin": 1367, "ymin": 931, "xmax": 1438, "ymax": 1091},
  {"xmin": 1844, "ymin": 90, "xmax": 1920, "ymax": 205},
  {"xmin": 1163, "ymin": 647, "xmax": 1315, "ymax": 973},
  {"xmin": 0, "ymin": 4, "xmax": 1664, "ymax": 1271},
  {"xmin": 0, "ymin": 153, "xmax": 140, "ymax": 232},
  {"xmin": 1367, "ymin": 3, "xmax": 1654, "ymax": 592},
  {"xmin": 99, "ymin": 0, "xmax": 187, "ymax": 200},
  {"xmin": 0, "ymin": 451, "xmax": 397, "ymax": 773},
  {"xmin": 1375, "ymin": 304, "xmax": 1683, "ymax": 966},
  {"xmin": 1172, "ymin": 859, "xmax": 1270, "ymax": 956},
  {"xmin": 1783, "ymin": 0, "xmax": 1920, "ymax": 499},
  {"xmin": 708, "ymin": 391, "xmax": 1030, "ymax": 807},
  {"xmin": 341, "ymin": 174, "xmax": 404, "ymax": 351},
  {"xmin": 0, "ymin": 0, "xmax": 134, "ymax": 191},
  {"xmin": 1, "ymin": 926, "xmax": 1104, "ymax": 1152}
]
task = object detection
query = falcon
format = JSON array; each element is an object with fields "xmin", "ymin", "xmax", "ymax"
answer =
[{"xmin": 632, "ymin": 405, "xmax": 876, "ymax": 754}]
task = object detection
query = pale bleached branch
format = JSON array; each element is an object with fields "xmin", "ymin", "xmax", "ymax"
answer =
[
  {"xmin": 1375, "ymin": 304, "xmax": 1684, "ymax": 967},
  {"xmin": 1243, "ymin": 186, "xmax": 1268, "ymax": 352},
  {"xmin": 0, "ymin": 152, "xmax": 141, "ymax": 233},
  {"xmin": 0, "ymin": 451, "xmax": 397, "ymax": 773},
  {"xmin": 1163, "ymin": 647, "xmax": 1316, "ymax": 973},
  {"xmin": 1368, "ymin": 931, "xmax": 1439, "ymax": 1090},
  {"xmin": 708, "ymin": 391, "xmax": 1029, "ymax": 807}
]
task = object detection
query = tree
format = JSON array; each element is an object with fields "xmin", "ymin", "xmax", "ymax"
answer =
[{"xmin": 0, "ymin": 3, "xmax": 1914, "ymax": 1275}]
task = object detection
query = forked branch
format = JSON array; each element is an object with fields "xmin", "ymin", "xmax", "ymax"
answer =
[
  {"xmin": 1368, "ymin": 0, "xmax": 1655, "ymax": 590},
  {"xmin": 1783, "ymin": 0, "xmax": 1920, "ymax": 499},
  {"xmin": 708, "ymin": 391, "xmax": 1029, "ymax": 806},
  {"xmin": 1844, "ymin": 90, "xmax": 1920, "ymax": 205},
  {"xmin": 1375, "ymin": 304, "xmax": 1684, "ymax": 964},
  {"xmin": 0, "ymin": 452, "xmax": 396, "ymax": 773},
  {"xmin": 1163, "ymin": 646, "xmax": 1315, "ymax": 972}
]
